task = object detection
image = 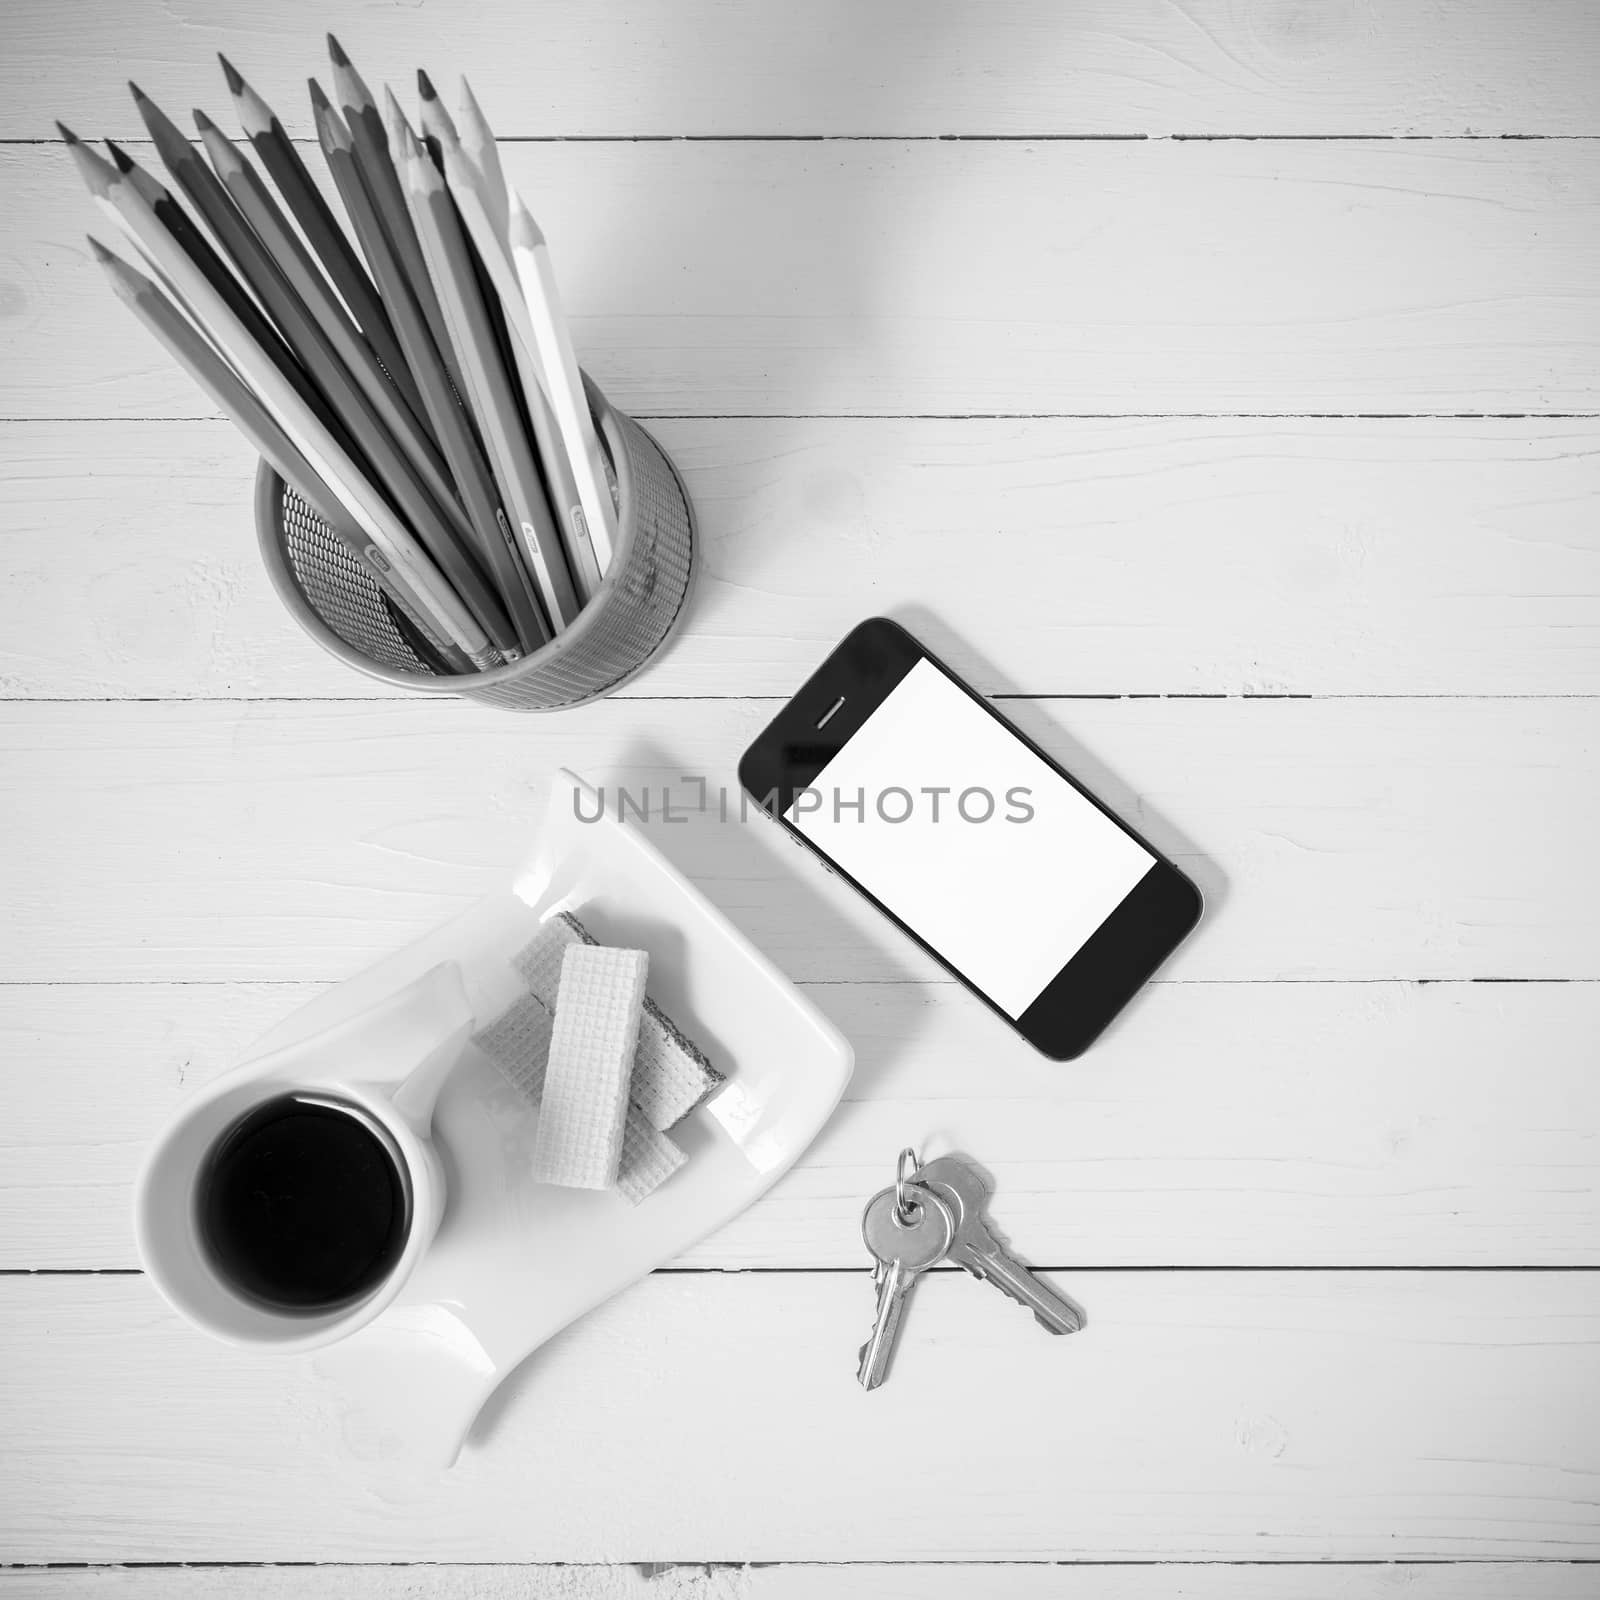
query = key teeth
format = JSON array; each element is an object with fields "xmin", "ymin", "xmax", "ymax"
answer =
[{"xmin": 962, "ymin": 1244, "xmax": 1083, "ymax": 1334}]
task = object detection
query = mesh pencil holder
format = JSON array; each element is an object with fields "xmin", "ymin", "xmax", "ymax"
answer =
[{"xmin": 254, "ymin": 383, "xmax": 695, "ymax": 710}]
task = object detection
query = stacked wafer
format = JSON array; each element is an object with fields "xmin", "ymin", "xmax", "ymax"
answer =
[{"xmin": 472, "ymin": 913, "xmax": 725, "ymax": 1203}]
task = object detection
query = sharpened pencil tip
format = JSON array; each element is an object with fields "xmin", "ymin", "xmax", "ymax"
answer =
[
  {"xmin": 309, "ymin": 80, "xmax": 350, "ymax": 151},
  {"xmin": 192, "ymin": 107, "xmax": 218, "ymax": 135},
  {"xmin": 218, "ymin": 53, "xmax": 245, "ymax": 96},
  {"xmin": 104, "ymin": 137, "xmax": 135, "ymax": 173},
  {"xmin": 56, "ymin": 120, "xmax": 80, "ymax": 145},
  {"xmin": 326, "ymin": 33, "xmax": 349, "ymax": 68},
  {"xmin": 87, "ymin": 235, "xmax": 115, "ymax": 264},
  {"xmin": 63, "ymin": 134, "xmax": 117, "ymax": 197},
  {"xmin": 417, "ymin": 67, "xmax": 437, "ymax": 102},
  {"xmin": 128, "ymin": 80, "xmax": 149, "ymax": 105},
  {"xmin": 458, "ymin": 76, "xmax": 489, "ymax": 126},
  {"xmin": 507, "ymin": 193, "xmax": 545, "ymax": 249}
]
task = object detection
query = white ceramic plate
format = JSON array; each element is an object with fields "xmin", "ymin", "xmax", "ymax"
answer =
[{"xmin": 243, "ymin": 769, "xmax": 854, "ymax": 1468}]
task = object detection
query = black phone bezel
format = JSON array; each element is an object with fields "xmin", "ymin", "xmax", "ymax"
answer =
[{"xmin": 737, "ymin": 617, "xmax": 1202, "ymax": 1059}]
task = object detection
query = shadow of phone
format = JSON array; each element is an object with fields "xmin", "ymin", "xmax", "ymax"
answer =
[
  {"xmin": 881, "ymin": 604, "xmax": 1224, "ymax": 1057},
  {"xmin": 886, "ymin": 602, "xmax": 1226, "ymax": 913}
]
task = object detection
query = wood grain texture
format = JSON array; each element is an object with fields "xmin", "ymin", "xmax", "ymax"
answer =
[
  {"xmin": 11, "ymin": 140, "xmax": 1600, "ymax": 419},
  {"xmin": 4, "ymin": 1273, "xmax": 1598, "ymax": 1561},
  {"xmin": 8, "ymin": 0, "xmax": 1600, "ymax": 1577},
  {"xmin": 5, "ymin": 979, "xmax": 1598, "ymax": 1271},
  {"xmin": 3, "ymin": 1561, "xmax": 1596, "ymax": 1600},
  {"xmin": 3, "ymin": 698, "xmax": 1593, "ymax": 985},
  {"xmin": 11, "ymin": 0, "xmax": 1600, "ymax": 138},
  {"xmin": 6, "ymin": 417, "xmax": 1600, "ymax": 702}
]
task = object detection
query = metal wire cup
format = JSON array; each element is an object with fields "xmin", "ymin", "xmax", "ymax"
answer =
[{"xmin": 254, "ymin": 383, "xmax": 695, "ymax": 710}]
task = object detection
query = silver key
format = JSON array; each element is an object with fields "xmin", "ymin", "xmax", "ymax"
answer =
[
  {"xmin": 857, "ymin": 1182, "xmax": 955, "ymax": 1390},
  {"xmin": 915, "ymin": 1154, "xmax": 1083, "ymax": 1335}
]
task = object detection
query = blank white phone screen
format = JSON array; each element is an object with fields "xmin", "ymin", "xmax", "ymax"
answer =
[{"xmin": 785, "ymin": 658, "xmax": 1155, "ymax": 1018}]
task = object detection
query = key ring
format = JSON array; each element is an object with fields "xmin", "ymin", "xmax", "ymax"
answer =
[{"xmin": 894, "ymin": 1146, "xmax": 920, "ymax": 1226}]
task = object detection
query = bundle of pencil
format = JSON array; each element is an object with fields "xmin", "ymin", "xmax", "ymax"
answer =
[{"xmin": 61, "ymin": 39, "xmax": 621, "ymax": 675}]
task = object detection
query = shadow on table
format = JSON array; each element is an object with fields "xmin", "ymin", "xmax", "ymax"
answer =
[
  {"xmin": 884, "ymin": 601, "xmax": 1226, "ymax": 1056},
  {"xmin": 610, "ymin": 731, "xmax": 933, "ymax": 1096},
  {"xmin": 466, "ymin": 726, "xmax": 939, "ymax": 1455}
]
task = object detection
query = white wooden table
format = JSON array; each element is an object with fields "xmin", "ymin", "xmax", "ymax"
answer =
[{"xmin": 4, "ymin": 3, "xmax": 1599, "ymax": 1594}]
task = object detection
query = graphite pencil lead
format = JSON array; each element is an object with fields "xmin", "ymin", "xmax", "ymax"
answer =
[
  {"xmin": 417, "ymin": 67, "xmax": 438, "ymax": 102},
  {"xmin": 56, "ymin": 120, "xmax": 80, "ymax": 144},
  {"xmin": 330, "ymin": 46, "xmax": 377, "ymax": 117},
  {"xmin": 129, "ymin": 83, "xmax": 194, "ymax": 167},
  {"xmin": 195, "ymin": 115, "xmax": 243, "ymax": 177},
  {"xmin": 417, "ymin": 71, "xmax": 459, "ymax": 154},
  {"xmin": 326, "ymin": 33, "xmax": 349, "ymax": 69},
  {"xmin": 383, "ymin": 83, "xmax": 410, "ymax": 140},
  {"xmin": 192, "ymin": 107, "xmax": 221, "ymax": 137},
  {"xmin": 217, "ymin": 53, "xmax": 245, "ymax": 97},
  {"xmin": 103, "ymin": 140, "xmax": 171, "ymax": 210},
  {"xmin": 457, "ymin": 76, "xmax": 508, "ymax": 220},
  {"xmin": 64, "ymin": 133, "xmax": 118, "ymax": 197},
  {"xmin": 311, "ymin": 97, "xmax": 351, "ymax": 155},
  {"xmin": 399, "ymin": 122, "xmax": 440, "ymax": 189},
  {"xmin": 395, "ymin": 120, "xmax": 421, "ymax": 168},
  {"xmin": 509, "ymin": 197, "xmax": 545, "ymax": 250},
  {"xmin": 87, "ymin": 233, "xmax": 118, "ymax": 265},
  {"xmin": 226, "ymin": 65, "xmax": 276, "ymax": 140}
]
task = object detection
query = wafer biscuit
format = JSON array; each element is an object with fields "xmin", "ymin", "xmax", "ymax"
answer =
[
  {"xmin": 531, "ymin": 944, "xmax": 647, "ymax": 1189},
  {"xmin": 631, "ymin": 994, "xmax": 722, "ymax": 1131},
  {"xmin": 511, "ymin": 912, "xmax": 724, "ymax": 1129},
  {"xmin": 616, "ymin": 1107, "xmax": 687, "ymax": 1205},
  {"xmin": 472, "ymin": 992, "xmax": 554, "ymax": 1098},
  {"xmin": 509, "ymin": 914, "xmax": 585, "ymax": 1004}
]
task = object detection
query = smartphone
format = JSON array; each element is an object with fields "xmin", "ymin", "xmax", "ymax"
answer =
[{"xmin": 738, "ymin": 618, "xmax": 1201, "ymax": 1059}]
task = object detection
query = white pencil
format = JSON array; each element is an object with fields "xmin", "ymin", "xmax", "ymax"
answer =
[
  {"xmin": 436, "ymin": 129, "xmax": 604, "ymax": 599},
  {"xmin": 80, "ymin": 162, "xmax": 497, "ymax": 666},
  {"xmin": 507, "ymin": 193, "xmax": 619, "ymax": 575},
  {"xmin": 457, "ymin": 76, "xmax": 510, "ymax": 232}
]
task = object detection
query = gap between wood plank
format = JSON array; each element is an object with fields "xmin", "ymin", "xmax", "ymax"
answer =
[
  {"xmin": 4, "ymin": 1557, "xmax": 1598, "ymax": 1568},
  {"xmin": 9, "ymin": 1265, "xmax": 1600, "ymax": 1277},
  {"xmin": 1, "ymin": 977, "xmax": 1592, "ymax": 988},
  {"xmin": 0, "ymin": 977, "xmax": 1592, "ymax": 987},
  {"xmin": 9, "ymin": 412, "xmax": 1600, "ymax": 422},
  {"xmin": 5, "ymin": 694, "xmax": 1599, "ymax": 705},
  {"xmin": 12, "ymin": 134, "xmax": 1600, "ymax": 145}
]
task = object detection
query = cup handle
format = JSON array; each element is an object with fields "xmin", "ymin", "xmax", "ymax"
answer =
[
  {"xmin": 270, "ymin": 959, "xmax": 473, "ymax": 1137},
  {"xmin": 390, "ymin": 1019, "xmax": 471, "ymax": 1133},
  {"xmin": 369, "ymin": 961, "xmax": 475, "ymax": 1135}
]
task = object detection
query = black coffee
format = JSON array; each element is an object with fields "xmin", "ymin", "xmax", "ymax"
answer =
[{"xmin": 197, "ymin": 1094, "xmax": 411, "ymax": 1313}]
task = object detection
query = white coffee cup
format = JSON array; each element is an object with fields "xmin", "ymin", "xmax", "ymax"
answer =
[{"xmin": 133, "ymin": 961, "xmax": 473, "ymax": 1353}]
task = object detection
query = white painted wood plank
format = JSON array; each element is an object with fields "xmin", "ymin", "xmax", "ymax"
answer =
[
  {"xmin": 4, "ymin": 1272, "xmax": 1597, "ymax": 1560},
  {"xmin": 5, "ymin": 979, "xmax": 1598, "ymax": 1271},
  {"xmin": 2, "ymin": 699, "xmax": 1592, "ymax": 985},
  {"xmin": 7, "ymin": 417, "xmax": 1600, "ymax": 701},
  {"xmin": 14, "ymin": 0, "xmax": 1600, "ymax": 138},
  {"xmin": 3, "ymin": 1560, "xmax": 1595, "ymax": 1600},
  {"xmin": 12, "ymin": 140, "xmax": 1599, "ymax": 419}
]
